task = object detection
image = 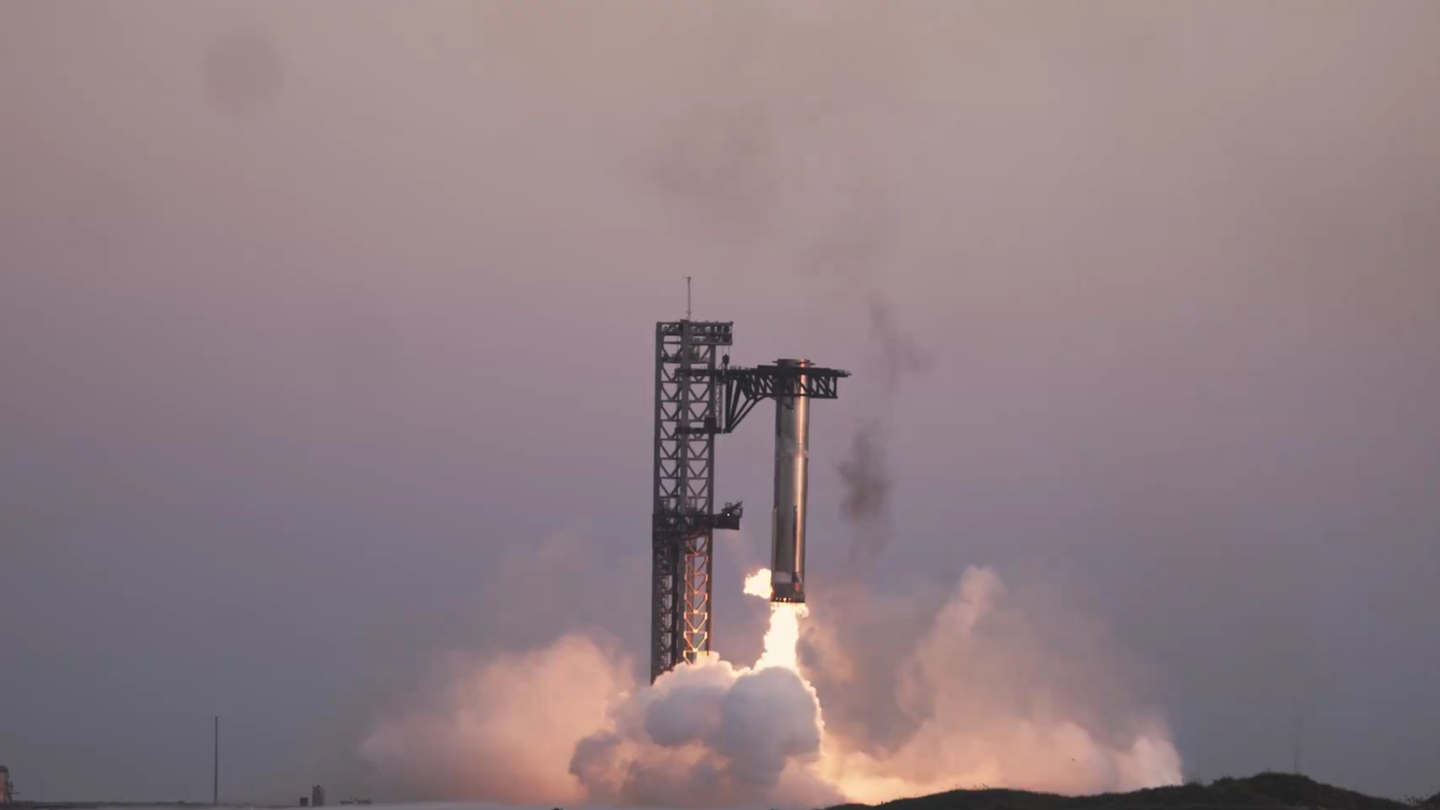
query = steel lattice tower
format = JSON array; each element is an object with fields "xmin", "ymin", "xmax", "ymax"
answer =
[{"xmin": 651, "ymin": 320, "xmax": 734, "ymax": 681}]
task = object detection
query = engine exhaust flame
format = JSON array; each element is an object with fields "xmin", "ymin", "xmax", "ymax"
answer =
[{"xmin": 749, "ymin": 569, "xmax": 809, "ymax": 674}]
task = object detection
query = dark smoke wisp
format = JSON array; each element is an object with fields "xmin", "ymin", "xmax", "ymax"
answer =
[
  {"xmin": 838, "ymin": 420, "xmax": 891, "ymax": 525},
  {"xmin": 837, "ymin": 420, "xmax": 893, "ymax": 571},
  {"xmin": 833, "ymin": 296, "xmax": 932, "ymax": 579},
  {"xmin": 865, "ymin": 297, "xmax": 932, "ymax": 390}
]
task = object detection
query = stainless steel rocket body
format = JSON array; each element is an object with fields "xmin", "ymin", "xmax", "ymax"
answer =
[{"xmin": 769, "ymin": 359, "xmax": 811, "ymax": 603}]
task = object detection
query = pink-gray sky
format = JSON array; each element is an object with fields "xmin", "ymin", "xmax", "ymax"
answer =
[{"xmin": 2, "ymin": 0, "xmax": 1438, "ymax": 803}]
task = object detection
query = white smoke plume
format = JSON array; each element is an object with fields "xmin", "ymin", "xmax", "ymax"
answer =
[{"xmin": 359, "ymin": 564, "xmax": 1182, "ymax": 806}]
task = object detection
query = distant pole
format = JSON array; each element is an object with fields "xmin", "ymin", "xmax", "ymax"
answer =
[
  {"xmin": 213, "ymin": 715, "xmax": 219, "ymax": 805},
  {"xmin": 685, "ymin": 276, "xmax": 692, "ymax": 320},
  {"xmin": 1292, "ymin": 713, "xmax": 1303, "ymax": 774}
]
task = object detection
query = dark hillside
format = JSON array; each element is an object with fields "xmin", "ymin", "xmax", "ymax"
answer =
[{"xmin": 828, "ymin": 773, "xmax": 1417, "ymax": 810}]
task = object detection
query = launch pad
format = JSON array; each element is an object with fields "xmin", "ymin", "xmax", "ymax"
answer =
[{"xmin": 649, "ymin": 319, "xmax": 848, "ymax": 682}]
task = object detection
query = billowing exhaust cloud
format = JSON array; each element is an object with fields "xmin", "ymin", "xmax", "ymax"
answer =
[
  {"xmin": 569, "ymin": 575, "xmax": 833, "ymax": 807},
  {"xmin": 357, "ymin": 634, "xmax": 632, "ymax": 804},
  {"xmin": 359, "ymin": 564, "xmax": 1181, "ymax": 806},
  {"xmin": 812, "ymin": 566, "xmax": 1182, "ymax": 800},
  {"xmin": 570, "ymin": 653, "xmax": 832, "ymax": 808}
]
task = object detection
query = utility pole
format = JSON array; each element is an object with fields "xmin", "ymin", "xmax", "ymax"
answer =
[
  {"xmin": 1291, "ymin": 711, "xmax": 1304, "ymax": 774},
  {"xmin": 213, "ymin": 716, "xmax": 220, "ymax": 805}
]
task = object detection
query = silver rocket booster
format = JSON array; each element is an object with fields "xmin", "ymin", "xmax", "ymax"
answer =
[{"xmin": 770, "ymin": 359, "xmax": 811, "ymax": 603}]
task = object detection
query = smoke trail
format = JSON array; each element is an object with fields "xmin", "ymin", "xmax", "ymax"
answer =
[
  {"xmin": 804, "ymin": 188, "xmax": 932, "ymax": 578},
  {"xmin": 829, "ymin": 297, "xmax": 934, "ymax": 580}
]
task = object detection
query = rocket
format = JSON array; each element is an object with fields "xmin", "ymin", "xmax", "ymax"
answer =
[{"xmin": 769, "ymin": 359, "xmax": 811, "ymax": 603}]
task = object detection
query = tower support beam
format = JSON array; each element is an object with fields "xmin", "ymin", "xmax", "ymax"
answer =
[{"xmin": 651, "ymin": 320, "xmax": 732, "ymax": 682}]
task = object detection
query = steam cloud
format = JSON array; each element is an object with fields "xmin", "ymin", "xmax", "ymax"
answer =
[{"xmin": 360, "ymin": 565, "xmax": 1182, "ymax": 806}]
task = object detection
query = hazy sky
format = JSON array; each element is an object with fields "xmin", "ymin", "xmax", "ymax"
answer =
[{"xmin": 2, "ymin": 0, "xmax": 1439, "ymax": 803}]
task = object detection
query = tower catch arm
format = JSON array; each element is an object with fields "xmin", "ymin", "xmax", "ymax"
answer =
[{"xmin": 678, "ymin": 362, "xmax": 851, "ymax": 434}]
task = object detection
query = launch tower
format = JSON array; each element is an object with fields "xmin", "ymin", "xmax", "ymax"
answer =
[{"xmin": 650, "ymin": 319, "xmax": 848, "ymax": 682}]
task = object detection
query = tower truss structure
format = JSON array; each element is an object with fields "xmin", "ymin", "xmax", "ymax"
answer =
[{"xmin": 651, "ymin": 320, "xmax": 736, "ymax": 682}]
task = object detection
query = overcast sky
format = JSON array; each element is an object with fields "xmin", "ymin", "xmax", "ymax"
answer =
[{"xmin": 2, "ymin": 0, "xmax": 1438, "ymax": 803}]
